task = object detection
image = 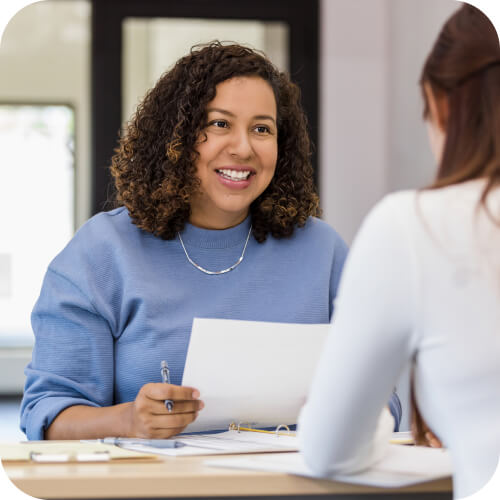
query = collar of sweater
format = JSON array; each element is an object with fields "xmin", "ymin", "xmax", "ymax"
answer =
[{"xmin": 179, "ymin": 215, "xmax": 252, "ymax": 249}]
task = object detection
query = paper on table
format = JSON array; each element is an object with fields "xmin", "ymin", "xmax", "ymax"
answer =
[
  {"xmin": 121, "ymin": 430, "xmax": 298, "ymax": 457},
  {"xmin": 0, "ymin": 441, "xmax": 155, "ymax": 462},
  {"xmin": 390, "ymin": 431, "xmax": 414, "ymax": 445},
  {"xmin": 181, "ymin": 318, "xmax": 330, "ymax": 432},
  {"xmin": 205, "ymin": 445, "xmax": 453, "ymax": 488},
  {"xmin": 110, "ymin": 431, "xmax": 416, "ymax": 458}
]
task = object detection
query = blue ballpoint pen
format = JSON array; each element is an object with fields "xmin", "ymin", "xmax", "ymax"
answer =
[
  {"xmin": 102, "ymin": 437, "xmax": 185, "ymax": 449},
  {"xmin": 161, "ymin": 360, "xmax": 174, "ymax": 412}
]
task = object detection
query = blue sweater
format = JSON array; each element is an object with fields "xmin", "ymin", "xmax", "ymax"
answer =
[{"xmin": 20, "ymin": 207, "xmax": 399, "ymax": 439}]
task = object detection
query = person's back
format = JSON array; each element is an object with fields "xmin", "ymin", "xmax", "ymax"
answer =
[
  {"xmin": 298, "ymin": 5, "xmax": 500, "ymax": 498},
  {"xmin": 407, "ymin": 179, "xmax": 500, "ymax": 495}
]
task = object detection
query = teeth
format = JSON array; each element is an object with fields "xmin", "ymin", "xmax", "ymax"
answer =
[{"xmin": 217, "ymin": 169, "xmax": 252, "ymax": 181}]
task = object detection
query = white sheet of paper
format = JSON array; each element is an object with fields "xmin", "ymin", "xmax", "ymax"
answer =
[
  {"xmin": 120, "ymin": 430, "xmax": 298, "ymax": 457},
  {"xmin": 205, "ymin": 445, "xmax": 453, "ymax": 488},
  {"xmin": 181, "ymin": 318, "xmax": 330, "ymax": 432}
]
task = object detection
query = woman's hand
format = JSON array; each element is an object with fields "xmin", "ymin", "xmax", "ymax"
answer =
[
  {"xmin": 411, "ymin": 416, "xmax": 442, "ymax": 448},
  {"xmin": 126, "ymin": 383, "xmax": 203, "ymax": 438}
]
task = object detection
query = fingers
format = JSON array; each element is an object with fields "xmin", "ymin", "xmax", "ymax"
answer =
[
  {"xmin": 425, "ymin": 431, "xmax": 443, "ymax": 448},
  {"xmin": 142, "ymin": 383, "xmax": 200, "ymax": 402},
  {"xmin": 145, "ymin": 426, "xmax": 192, "ymax": 439},
  {"xmin": 149, "ymin": 411, "xmax": 199, "ymax": 431},
  {"xmin": 411, "ymin": 421, "xmax": 443, "ymax": 448},
  {"xmin": 149, "ymin": 399, "xmax": 204, "ymax": 415},
  {"xmin": 131, "ymin": 383, "xmax": 204, "ymax": 438}
]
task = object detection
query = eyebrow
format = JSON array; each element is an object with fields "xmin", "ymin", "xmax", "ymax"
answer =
[{"xmin": 207, "ymin": 108, "xmax": 276, "ymax": 125}]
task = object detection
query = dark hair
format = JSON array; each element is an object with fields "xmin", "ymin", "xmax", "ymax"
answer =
[
  {"xmin": 110, "ymin": 41, "xmax": 320, "ymax": 242},
  {"xmin": 421, "ymin": 4, "xmax": 500, "ymax": 207}
]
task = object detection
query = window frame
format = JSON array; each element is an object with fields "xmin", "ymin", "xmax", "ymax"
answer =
[{"xmin": 91, "ymin": 0, "xmax": 319, "ymax": 214}]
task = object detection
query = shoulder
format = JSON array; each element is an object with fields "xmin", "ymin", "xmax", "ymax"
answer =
[
  {"xmin": 270, "ymin": 217, "xmax": 348, "ymax": 272},
  {"xmin": 371, "ymin": 181, "xmax": 490, "ymax": 233},
  {"xmin": 361, "ymin": 190, "xmax": 418, "ymax": 233},
  {"xmin": 342, "ymin": 191, "xmax": 419, "ymax": 264},
  {"xmin": 412, "ymin": 180, "xmax": 488, "ymax": 221},
  {"xmin": 48, "ymin": 206, "xmax": 147, "ymax": 274},
  {"xmin": 73, "ymin": 206, "xmax": 146, "ymax": 247},
  {"xmin": 372, "ymin": 190, "xmax": 417, "ymax": 215},
  {"xmin": 77, "ymin": 206, "xmax": 137, "ymax": 239},
  {"xmin": 293, "ymin": 216, "xmax": 347, "ymax": 251}
]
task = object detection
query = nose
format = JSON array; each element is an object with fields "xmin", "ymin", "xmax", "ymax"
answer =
[{"xmin": 227, "ymin": 127, "xmax": 253, "ymax": 160}]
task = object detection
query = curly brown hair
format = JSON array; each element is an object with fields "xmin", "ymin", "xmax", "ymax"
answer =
[{"xmin": 110, "ymin": 41, "xmax": 320, "ymax": 242}]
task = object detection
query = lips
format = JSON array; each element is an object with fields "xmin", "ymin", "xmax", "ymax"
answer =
[
  {"xmin": 214, "ymin": 166, "xmax": 256, "ymax": 189},
  {"xmin": 215, "ymin": 166, "xmax": 256, "ymax": 182}
]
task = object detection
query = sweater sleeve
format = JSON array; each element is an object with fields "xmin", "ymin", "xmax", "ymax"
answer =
[
  {"xmin": 298, "ymin": 195, "xmax": 416, "ymax": 476},
  {"xmin": 329, "ymin": 232, "xmax": 349, "ymax": 319},
  {"xmin": 327, "ymin": 221, "xmax": 402, "ymax": 431},
  {"xmin": 20, "ymin": 268, "xmax": 115, "ymax": 440}
]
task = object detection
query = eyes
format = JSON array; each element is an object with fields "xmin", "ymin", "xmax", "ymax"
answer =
[{"xmin": 207, "ymin": 119, "xmax": 274, "ymax": 136}]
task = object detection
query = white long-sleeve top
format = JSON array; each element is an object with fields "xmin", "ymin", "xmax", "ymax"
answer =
[{"xmin": 298, "ymin": 180, "xmax": 500, "ymax": 499}]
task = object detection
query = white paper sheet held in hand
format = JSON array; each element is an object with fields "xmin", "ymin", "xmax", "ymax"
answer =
[{"xmin": 181, "ymin": 318, "xmax": 330, "ymax": 432}]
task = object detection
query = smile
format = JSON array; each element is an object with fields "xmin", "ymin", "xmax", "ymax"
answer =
[{"xmin": 216, "ymin": 169, "xmax": 254, "ymax": 181}]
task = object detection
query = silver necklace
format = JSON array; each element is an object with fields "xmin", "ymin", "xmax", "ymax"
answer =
[{"xmin": 178, "ymin": 225, "xmax": 252, "ymax": 275}]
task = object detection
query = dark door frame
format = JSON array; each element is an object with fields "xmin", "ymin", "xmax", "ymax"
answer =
[{"xmin": 91, "ymin": 0, "xmax": 319, "ymax": 215}]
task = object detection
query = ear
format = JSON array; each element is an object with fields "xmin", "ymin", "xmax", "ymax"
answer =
[{"xmin": 424, "ymin": 82, "xmax": 449, "ymax": 132}]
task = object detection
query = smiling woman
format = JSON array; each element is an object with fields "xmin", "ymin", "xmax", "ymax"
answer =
[
  {"xmin": 190, "ymin": 76, "xmax": 278, "ymax": 230},
  {"xmin": 20, "ymin": 42, "xmax": 400, "ymax": 442},
  {"xmin": 111, "ymin": 42, "xmax": 318, "ymax": 243}
]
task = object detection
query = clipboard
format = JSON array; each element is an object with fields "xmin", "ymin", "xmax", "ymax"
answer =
[
  {"xmin": 0, "ymin": 441, "xmax": 160, "ymax": 464},
  {"xmin": 113, "ymin": 422, "xmax": 299, "ymax": 457}
]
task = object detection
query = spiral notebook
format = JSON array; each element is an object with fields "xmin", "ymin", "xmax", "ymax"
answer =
[{"xmin": 120, "ymin": 423, "xmax": 298, "ymax": 457}]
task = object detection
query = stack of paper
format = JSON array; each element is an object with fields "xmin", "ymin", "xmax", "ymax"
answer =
[
  {"xmin": 121, "ymin": 430, "xmax": 298, "ymax": 457},
  {"xmin": 205, "ymin": 445, "xmax": 452, "ymax": 488}
]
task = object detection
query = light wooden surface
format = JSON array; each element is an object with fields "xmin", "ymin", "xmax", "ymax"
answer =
[{"xmin": 3, "ymin": 453, "xmax": 453, "ymax": 499}]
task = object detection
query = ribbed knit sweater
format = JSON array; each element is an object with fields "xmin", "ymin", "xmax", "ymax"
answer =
[{"xmin": 20, "ymin": 206, "xmax": 390, "ymax": 440}]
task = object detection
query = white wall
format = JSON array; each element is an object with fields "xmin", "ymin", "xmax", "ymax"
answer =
[
  {"xmin": 320, "ymin": 0, "xmax": 457, "ymax": 244},
  {"xmin": 388, "ymin": 0, "xmax": 460, "ymax": 193},
  {"xmin": 320, "ymin": 0, "xmax": 390, "ymax": 245}
]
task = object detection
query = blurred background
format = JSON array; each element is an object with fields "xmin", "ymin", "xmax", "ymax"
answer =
[{"xmin": 0, "ymin": 0, "xmax": 462, "ymax": 439}]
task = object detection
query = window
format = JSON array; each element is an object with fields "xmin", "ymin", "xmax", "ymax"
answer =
[{"xmin": 0, "ymin": 104, "xmax": 75, "ymax": 345}]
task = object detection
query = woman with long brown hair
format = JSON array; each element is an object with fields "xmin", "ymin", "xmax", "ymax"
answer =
[{"xmin": 299, "ymin": 5, "xmax": 500, "ymax": 498}]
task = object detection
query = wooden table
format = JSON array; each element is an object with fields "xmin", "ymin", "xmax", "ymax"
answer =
[{"xmin": 3, "ymin": 454, "xmax": 453, "ymax": 500}]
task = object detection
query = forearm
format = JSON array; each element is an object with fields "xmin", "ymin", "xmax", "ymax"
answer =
[
  {"xmin": 45, "ymin": 402, "xmax": 133, "ymax": 440},
  {"xmin": 300, "ymin": 197, "xmax": 415, "ymax": 475}
]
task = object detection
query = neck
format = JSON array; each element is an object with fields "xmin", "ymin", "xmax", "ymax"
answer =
[{"xmin": 188, "ymin": 210, "xmax": 249, "ymax": 230}]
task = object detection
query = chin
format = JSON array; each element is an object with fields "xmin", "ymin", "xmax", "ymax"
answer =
[
  {"xmin": 216, "ymin": 198, "xmax": 252, "ymax": 213},
  {"xmin": 214, "ymin": 203, "xmax": 252, "ymax": 220}
]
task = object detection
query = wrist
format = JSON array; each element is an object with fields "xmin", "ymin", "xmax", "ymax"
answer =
[{"xmin": 118, "ymin": 402, "xmax": 135, "ymax": 438}]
